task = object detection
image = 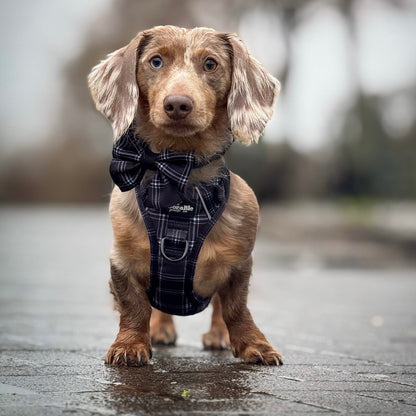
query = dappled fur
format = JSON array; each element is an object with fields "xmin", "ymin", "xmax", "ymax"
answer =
[{"xmin": 89, "ymin": 25, "xmax": 282, "ymax": 366}]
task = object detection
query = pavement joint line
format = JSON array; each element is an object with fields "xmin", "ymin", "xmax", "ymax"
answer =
[
  {"xmin": 249, "ymin": 392, "xmax": 341, "ymax": 413},
  {"xmin": 293, "ymin": 399, "xmax": 342, "ymax": 413},
  {"xmin": 259, "ymin": 393, "xmax": 341, "ymax": 414},
  {"xmin": 358, "ymin": 373, "xmax": 416, "ymax": 387},
  {"xmin": 318, "ymin": 351, "xmax": 391, "ymax": 365},
  {"xmin": 277, "ymin": 375, "xmax": 305, "ymax": 382},
  {"xmin": 356, "ymin": 393, "xmax": 411, "ymax": 406},
  {"xmin": 384, "ymin": 380, "xmax": 416, "ymax": 388}
]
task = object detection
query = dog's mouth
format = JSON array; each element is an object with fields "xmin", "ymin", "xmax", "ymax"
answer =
[{"xmin": 158, "ymin": 119, "xmax": 203, "ymax": 137}]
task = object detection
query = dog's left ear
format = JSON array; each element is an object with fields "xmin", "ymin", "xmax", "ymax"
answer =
[
  {"xmin": 88, "ymin": 32, "xmax": 145, "ymax": 140},
  {"xmin": 225, "ymin": 34, "xmax": 280, "ymax": 145}
]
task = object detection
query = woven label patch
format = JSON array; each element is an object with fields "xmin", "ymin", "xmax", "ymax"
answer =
[{"xmin": 168, "ymin": 204, "xmax": 195, "ymax": 214}]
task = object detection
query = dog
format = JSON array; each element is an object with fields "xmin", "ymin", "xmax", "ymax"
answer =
[{"xmin": 88, "ymin": 25, "xmax": 282, "ymax": 366}]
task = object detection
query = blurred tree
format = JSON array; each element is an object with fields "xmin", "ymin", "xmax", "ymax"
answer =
[
  {"xmin": 330, "ymin": 92, "xmax": 416, "ymax": 199},
  {"xmin": 1, "ymin": 0, "xmax": 415, "ymax": 203},
  {"xmin": 327, "ymin": 0, "xmax": 416, "ymax": 199}
]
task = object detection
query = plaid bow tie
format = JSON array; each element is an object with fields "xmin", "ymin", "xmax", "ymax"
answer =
[{"xmin": 109, "ymin": 127, "xmax": 199, "ymax": 209}]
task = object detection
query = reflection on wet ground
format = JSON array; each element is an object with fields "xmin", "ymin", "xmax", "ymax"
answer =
[{"xmin": 102, "ymin": 347, "xmax": 253, "ymax": 415}]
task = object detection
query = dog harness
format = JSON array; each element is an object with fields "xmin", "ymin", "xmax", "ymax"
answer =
[{"xmin": 110, "ymin": 127, "xmax": 230, "ymax": 316}]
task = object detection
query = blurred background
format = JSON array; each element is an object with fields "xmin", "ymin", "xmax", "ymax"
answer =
[{"xmin": 0, "ymin": 0, "xmax": 415, "ymax": 269}]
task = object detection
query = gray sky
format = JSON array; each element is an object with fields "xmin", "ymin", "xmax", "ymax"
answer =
[{"xmin": 0, "ymin": 0, "xmax": 110, "ymax": 152}]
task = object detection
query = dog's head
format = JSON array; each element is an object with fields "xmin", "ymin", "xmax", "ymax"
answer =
[{"xmin": 88, "ymin": 26, "xmax": 280, "ymax": 148}]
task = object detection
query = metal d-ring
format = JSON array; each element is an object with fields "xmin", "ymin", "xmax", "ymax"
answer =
[{"xmin": 160, "ymin": 237, "xmax": 189, "ymax": 262}]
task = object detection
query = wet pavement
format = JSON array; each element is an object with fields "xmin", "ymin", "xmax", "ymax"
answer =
[{"xmin": 1, "ymin": 205, "xmax": 416, "ymax": 415}]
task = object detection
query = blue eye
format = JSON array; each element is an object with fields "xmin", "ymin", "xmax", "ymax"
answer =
[
  {"xmin": 150, "ymin": 56, "xmax": 163, "ymax": 69},
  {"xmin": 203, "ymin": 58, "xmax": 217, "ymax": 72}
]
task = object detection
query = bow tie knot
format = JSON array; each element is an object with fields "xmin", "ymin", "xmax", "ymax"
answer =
[
  {"xmin": 109, "ymin": 127, "xmax": 198, "ymax": 209},
  {"xmin": 142, "ymin": 151, "xmax": 158, "ymax": 170}
]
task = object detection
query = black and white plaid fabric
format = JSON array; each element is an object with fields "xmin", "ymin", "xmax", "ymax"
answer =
[
  {"xmin": 110, "ymin": 126, "xmax": 231, "ymax": 316},
  {"xmin": 110, "ymin": 126, "xmax": 201, "ymax": 209}
]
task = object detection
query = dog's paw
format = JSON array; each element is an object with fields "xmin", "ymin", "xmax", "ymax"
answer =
[
  {"xmin": 105, "ymin": 342, "xmax": 152, "ymax": 366},
  {"xmin": 233, "ymin": 341, "xmax": 283, "ymax": 366},
  {"xmin": 150, "ymin": 322, "xmax": 177, "ymax": 345},
  {"xmin": 202, "ymin": 327, "xmax": 230, "ymax": 350}
]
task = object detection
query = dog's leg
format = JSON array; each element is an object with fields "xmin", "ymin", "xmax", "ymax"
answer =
[
  {"xmin": 150, "ymin": 310, "xmax": 177, "ymax": 345},
  {"xmin": 202, "ymin": 294, "xmax": 230, "ymax": 350},
  {"xmin": 106, "ymin": 263, "xmax": 152, "ymax": 366},
  {"xmin": 218, "ymin": 257, "xmax": 283, "ymax": 365}
]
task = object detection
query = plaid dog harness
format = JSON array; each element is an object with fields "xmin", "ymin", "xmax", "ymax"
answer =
[{"xmin": 110, "ymin": 127, "xmax": 230, "ymax": 315}]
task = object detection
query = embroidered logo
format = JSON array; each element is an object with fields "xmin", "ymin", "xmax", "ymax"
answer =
[{"xmin": 169, "ymin": 204, "xmax": 194, "ymax": 214}]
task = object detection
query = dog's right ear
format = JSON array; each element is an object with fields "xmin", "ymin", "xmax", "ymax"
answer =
[{"xmin": 88, "ymin": 32, "xmax": 146, "ymax": 140}]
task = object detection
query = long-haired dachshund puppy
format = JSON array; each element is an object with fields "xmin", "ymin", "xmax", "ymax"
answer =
[{"xmin": 88, "ymin": 25, "xmax": 282, "ymax": 366}]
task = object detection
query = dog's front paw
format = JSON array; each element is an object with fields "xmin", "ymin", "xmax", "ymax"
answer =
[
  {"xmin": 232, "ymin": 341, "xmax": 283, "ymax": 366},
  {"xmin": 105, "ymin": 342, "xmax": 152, "ymax": 366}
]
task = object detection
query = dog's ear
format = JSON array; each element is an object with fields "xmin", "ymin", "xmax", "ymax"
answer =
[
  {"xmin": 88, "ymin": 32, "xmax": 145, "ymax": 140},
  {"xmin": 225, "ymin": 34, "xmax": 280, "ymax": 145}
]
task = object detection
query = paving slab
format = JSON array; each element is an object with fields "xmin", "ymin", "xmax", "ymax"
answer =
[{"xmin": 0, "ymin": 205, "xmax": 415, "ymax": 415}]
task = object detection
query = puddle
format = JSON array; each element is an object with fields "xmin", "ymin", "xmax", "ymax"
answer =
[{"xmin": 95, "ymin": 346, "xmax": 261, "ymax": 415}]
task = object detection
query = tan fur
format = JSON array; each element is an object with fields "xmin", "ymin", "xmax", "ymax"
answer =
[
  {"xmin": 150, "ymin": 310, "xmax": 177, "ymax": 345},
  {"xmin": 89, "ymin": 25, "xmax": 282, "ymax": 366},
  {"xmin": 202, "ymin": 294, "xmax": 230, "ymax": 349}
]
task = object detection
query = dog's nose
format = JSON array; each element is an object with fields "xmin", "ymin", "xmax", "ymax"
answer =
[{"xmin": 163, "ymin": 95, "xmax": 193, "ymax": 120}]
